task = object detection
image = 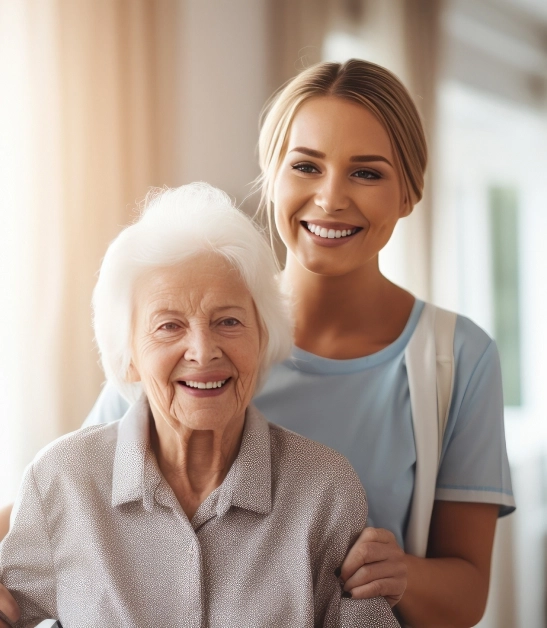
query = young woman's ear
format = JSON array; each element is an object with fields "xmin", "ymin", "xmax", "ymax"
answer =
[{"xmin": 399, "ymin": 195, "xmax": 414, "ymax": 218}]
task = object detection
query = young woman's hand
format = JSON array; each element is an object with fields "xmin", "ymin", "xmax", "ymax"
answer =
[
  {"xmin": 338, "ymin": 527, "xmax": 407, "ymax": 607},
  {"xmin": 0, "ymin": 583, "xmax": 19, "ymax": 628}
]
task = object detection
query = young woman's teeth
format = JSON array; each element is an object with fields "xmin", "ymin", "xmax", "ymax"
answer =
[
  {"xmin": 306, "ymin": 222, "xmax": 357, "ymax": 238},
  {"xmin": 184, "ymin": 380, "xmax": 227, "ymax": 389}
]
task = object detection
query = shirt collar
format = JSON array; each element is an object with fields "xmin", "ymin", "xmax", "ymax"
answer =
[
  {"xmin": 221, "ymin": 405, "xmax": 272, "ymax": 516},
  {"xmin": 111, "ymin": 397, "xmax": 272, "ymax": 516},
  {"xmin": 111, "ymin": 395, "xmax": 160, "ymax": 511}
]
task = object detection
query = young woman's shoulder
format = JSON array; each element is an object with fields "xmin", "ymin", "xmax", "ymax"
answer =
[
  {"xmin": 83, "ymin": 383, "xmax": 129, "ymax": 427},
  {"xmin": 437, "ymin": 309, "xmax": 503, "ymax": 420},
  {"xmin": 449, "ymin": 310, "xmax": 503, "ymax": 400},
  {"xmin": 453, "ymin": 311, "xmax": 496, "ymax": 362}
]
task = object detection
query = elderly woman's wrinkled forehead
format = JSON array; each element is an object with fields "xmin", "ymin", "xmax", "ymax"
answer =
[{"xmin": 132, "ymin": 253, "xmax": 257, "ymax": 326}]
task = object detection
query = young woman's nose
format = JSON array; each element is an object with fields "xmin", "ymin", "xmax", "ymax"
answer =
[
  {"xmin": 183, "ymin": 328, "xmax": 222, "ymax": 364},
  {"xmin": 314, "ymin": 173, "xmax": 350, "ymax": 214}
]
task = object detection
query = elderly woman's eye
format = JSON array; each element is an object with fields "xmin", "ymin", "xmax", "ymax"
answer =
[
  {"xmin": 159, "ymin": 322, "xmax": 180, "ymax": 331},
  {"xmin": 220, "ymin": 318, "xmax": 240, "ymax": 327}
]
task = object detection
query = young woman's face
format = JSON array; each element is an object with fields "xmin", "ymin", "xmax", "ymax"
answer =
[{"xmin": 273, "ymin": 96, "xmax": 410, "ymax": 277}]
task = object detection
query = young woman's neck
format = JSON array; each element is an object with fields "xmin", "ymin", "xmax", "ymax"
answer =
[{"xmin": 282, "ymin": 254, "xmax": 415, "ymax": 359}]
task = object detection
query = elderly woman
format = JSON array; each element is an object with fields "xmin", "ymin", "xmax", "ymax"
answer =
[{"xmin": 0, "ymin": 183, "xmax": 398, "ymax": 627}]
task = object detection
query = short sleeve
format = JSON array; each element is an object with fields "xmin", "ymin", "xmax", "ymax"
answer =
[
  {"xmin": 83, "ymin": 382, "xmax": 130, "ymax": 427},
  {"xmin": 0, "ymin": 466, "xmax": 57, "ymax": 625},
  {"xmin": 436, "ymin": 320, "xmax": 515, "ymax": 516}
]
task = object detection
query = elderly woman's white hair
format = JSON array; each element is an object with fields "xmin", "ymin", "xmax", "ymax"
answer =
[{"xmin": 93, "ymin": 182, "xmax": 292, "ymax": 402}]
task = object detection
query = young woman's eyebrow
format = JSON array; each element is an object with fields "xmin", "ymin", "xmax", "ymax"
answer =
[
  {"xmin": 289, "ymin": 147, "xmax": 325, "ymax": 158},
  {"xmin": 289, "ymin": 146, "xmax": 393, "ymax": 167},
  {"xmin": 350, "ymin": 155, "xmax": 393, "ymax": 167}
]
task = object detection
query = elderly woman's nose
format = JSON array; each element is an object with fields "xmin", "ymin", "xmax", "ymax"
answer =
[
  {"xmin": 183, "ymin": 327, "xmax": 222, "ymax": 363},
  {"xmin": 314, "ymin": 173, "xmax": 351, "ymax": 214}
]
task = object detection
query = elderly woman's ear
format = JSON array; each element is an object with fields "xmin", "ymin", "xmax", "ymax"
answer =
[
  {"xmin": 258, "ymin": 322, "xmax": 269, "ymax": 361},
  {"xmin": 126, "ymin": 362, "xmax": 141, "ymax": 383}
]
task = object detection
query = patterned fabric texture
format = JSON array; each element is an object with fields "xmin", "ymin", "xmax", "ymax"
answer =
[{"xmin": 0, "ymin": 398, "xmax": 398, "ymax": 627}]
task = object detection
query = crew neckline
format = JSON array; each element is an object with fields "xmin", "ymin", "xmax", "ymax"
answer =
[{"xmin": 286, "ymin": 298, "xmax": 425, "ymax": 375}]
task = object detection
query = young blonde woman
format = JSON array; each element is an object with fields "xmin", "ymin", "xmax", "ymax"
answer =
[{"xmin": 0, "ymin": 60, "xmax": 514, "ymax": 627}]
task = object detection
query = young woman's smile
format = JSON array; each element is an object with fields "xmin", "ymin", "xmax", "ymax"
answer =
[
  {"xmin": 302, "ymin": 219, "xmax": 363, "ymax": 247},
  {"xmin": 274, "ymin": 96, "xmax": 410, "ymax": 277}
]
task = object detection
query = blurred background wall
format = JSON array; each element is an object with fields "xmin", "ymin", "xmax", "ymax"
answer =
[{"xmin": 1, "ymin": 0, "xmax": 547, "ymax": 625}]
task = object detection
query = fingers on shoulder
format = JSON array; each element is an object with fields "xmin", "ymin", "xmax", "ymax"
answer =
[
  {"xmin": 343, "ymin": 529, "xmax": 397, "ymax": 572},
  {"xmin": 340, "ymin": 541, "xmax": 377, "ymax": 582},
  {"xmin": 344, "ymin": 558, "xmax": 408, "ymax": 591}
]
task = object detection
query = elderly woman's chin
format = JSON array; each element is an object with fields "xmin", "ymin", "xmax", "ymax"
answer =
[{"xmin": 155, "ymin": 385, "xmax": 252, "ymax": 433}]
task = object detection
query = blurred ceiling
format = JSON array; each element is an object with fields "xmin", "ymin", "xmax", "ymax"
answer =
[
  {"xmin": 444, "ymin": 0, "xmax": 547, "ymax": 108},
  {"xmin": 503, "ymin": 0, "xmax": 547, "ymax": 23}
]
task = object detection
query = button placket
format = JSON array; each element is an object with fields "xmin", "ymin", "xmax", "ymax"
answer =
[{"xmin": 185, "ymin": 539, "xmax": 204, "ymax": 628}]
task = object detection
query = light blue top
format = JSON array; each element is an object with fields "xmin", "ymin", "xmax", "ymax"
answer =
[{"xmin": 84, "ymin": 299, "xmax": 515, "ymax": 549}]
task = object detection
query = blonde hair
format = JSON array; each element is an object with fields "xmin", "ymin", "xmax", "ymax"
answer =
[{"xmin": 257, "ymin": 59, "xmax": 427, "ymax": 233}]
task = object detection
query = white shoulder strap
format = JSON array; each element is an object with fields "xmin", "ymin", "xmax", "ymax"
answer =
[
  {"xmin": 404, "ymin": 303, "xmax": 456, "ymax": 558},
  {"xmin": 435, "ymin": 307, "xmax": 457, "ymax": 457}
]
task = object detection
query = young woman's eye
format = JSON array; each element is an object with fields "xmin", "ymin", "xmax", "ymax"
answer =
[
  {"xmin": 292, "ymin": 162, "xmax": 320, "ymax": 174},
  {"xmin": 219, "ymin": 318, "xmax": 241, "ymax": 328},
  {"xmin": 352, "ymin": 169, "xmax": 381, "ymax": 180}
]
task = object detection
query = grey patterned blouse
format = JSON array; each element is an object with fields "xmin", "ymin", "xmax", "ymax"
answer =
[{"xmin": 0, "ymin": 398, "xmax": 398, "ymax": 627}]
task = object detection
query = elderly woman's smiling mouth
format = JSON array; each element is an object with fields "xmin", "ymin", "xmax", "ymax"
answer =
[{"xmin": 177, "ymin": 376, "xmax": 231, "ymax": 395}]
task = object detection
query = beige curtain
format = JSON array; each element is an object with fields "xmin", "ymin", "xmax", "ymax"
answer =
[
  {"xmin": 400, "ymin": 0, "xmax": 443, "ymax": 301},
  {"xmin": 266, "ymin": 0, "xmax": 331, "ymax": 95},
  {"xmin": 0, "ymin": 0, "xmax": 179, "ymax": 501}
]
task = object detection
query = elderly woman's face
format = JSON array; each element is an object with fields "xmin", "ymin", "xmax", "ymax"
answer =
[{"xmin": 129, "ymin": 253, "xmax": 262, "ymax": 432}]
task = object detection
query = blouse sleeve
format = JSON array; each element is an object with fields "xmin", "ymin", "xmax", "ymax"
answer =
[
  {"xmin": 436, "ymin": 318, "xmax": 515, "ymax": 515},
  {"xmin": 313, "ymin": 459, "xmax": 400, "ymax": 627},
  {"xmin": 338, "ymin": 597, "xmax": 399, "ymax": 627},
  {"xmin": 0, "ymin": 465, "xmax": 57, "ymax": 626}
]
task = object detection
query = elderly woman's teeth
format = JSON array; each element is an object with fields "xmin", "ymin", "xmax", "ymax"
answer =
[
  {"xmin": 306, "ymin": 222, "xmax": 357, "ymax": 238},
  {"xmin": 184, "ymin": 380, "xmax": 227, "ymax": 389}
]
